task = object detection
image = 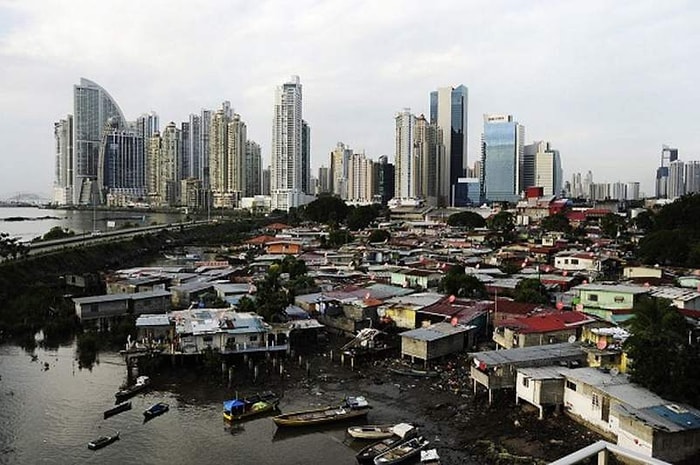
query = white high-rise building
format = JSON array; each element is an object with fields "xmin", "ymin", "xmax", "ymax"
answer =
[
  {"xmin": 685, "ymin": 161, "xmax": 700, "ymax": 194},
  {"xmin": 394, "ymin": 108, "xmax": 416, "ymax": 200},
  {"xmin": 53, "ymin": 115, "xmax": 73, "ymax": 205},
  {"xmin": 330, "ymin": 142, "xmax": 352, "ymax": 199},
  {"xmin": 271, "ymin": 76, "xmax": 304, "ymax": 211},
  {"xmin": 668, "ymin": 160, "xmax": 685, "ymax": 199},
  {"xmin": 347, "ymin": 151, "xmax": 374, "ymax": 203},
  {"xmin": 244, "ymin": 140, "xmax": 262, "ymax": 197},
  {"xmin": 626, "ymin": 182, "xmax": 640, "ymax": 200}
]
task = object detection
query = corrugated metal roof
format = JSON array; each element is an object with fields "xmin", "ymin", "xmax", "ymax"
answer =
[
  {"xmin": 73, "ymin": 289, "xmax": 171, "ymax": 304},
  {"xmin": 470, "ymin": 343, "xmax": 585, "ymax": 367},
  {"xmin": 400, "ymin": 322, "xmax": 472, "ymax": 341}
]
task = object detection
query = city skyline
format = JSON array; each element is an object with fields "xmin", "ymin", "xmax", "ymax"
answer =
[{"xmin": 1, "ymin": 1, "xmax": 699, "ymax": 198}]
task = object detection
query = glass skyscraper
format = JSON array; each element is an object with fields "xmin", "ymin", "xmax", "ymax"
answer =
[
  {"xmin": 481, "ymin": 114, "xmax": 524, "ymax": 203},
  {"xmin": 429, "ymin": 85, "xmax": 468, "ymax": 207}
]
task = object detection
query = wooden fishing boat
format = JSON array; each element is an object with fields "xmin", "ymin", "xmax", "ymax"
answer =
[
  {"xmin": 114, "ymin": 375, "xmax": 150, "ymax": 403},
  {"xmin": 355, "ymin": 424, "xmax": 416, "ymax": 464},
  {"xmin": 223, "ymin": 391, "xmax": 279, "ymax": 422},
  {"xmin": 87, "ymin": 431, "xmax": 120, "ymax": 450},
  {"xmin": 347, "ymin": 424, "xmax": 395, "ymax": 440},
  {"xmin": 272, "ymin": 396, "xmax": 370, "ymax": 427},
  {"xmin": 103, "ymin": 401, "xmax": 132, "ymax": 419},
  {"xmin": 388, "ymin": 367, "xmax": 439, "ymax": 378},
  {"xmin": 143, "ymin": 402, "xmax": 169, "ymax": 420},
  {"xmin": 374, "ymin": 436, "xmax": 429, "ymax": 464}
]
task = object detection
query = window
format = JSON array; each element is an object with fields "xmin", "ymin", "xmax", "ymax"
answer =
[
  {"xmin": 571, "ymin": 259, "xmax": 579, "ymax": 265},
  {"xmin": 592, "ymin": 393, "xmax": 600, "ymax": 408},
  {"xmin": 249, "ymin": 335, "xmax": 258, "ymax": 342},
  {"xmin": 90, "ymin": 304, "xmax": 99, "ymax": 313},
  {"xmin": 566, "ymin": 380, "xmax": 577, "ymax": 391},
  {"xmin": 614, "ymin": 296, "xmax": 624, "ymax": 303},
  {"xmin": 587, "ymin": 294, "xmax": 598, "ymax": 302},
  {"xmin": 522, "ymin": 377, "xmax": 530, "ymax": 388},
  {"xmin": 203, "ymin": 335, "xmax": 213, "ymax": 342}
]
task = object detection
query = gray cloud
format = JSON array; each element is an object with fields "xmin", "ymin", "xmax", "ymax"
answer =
[{"xmin": 1, "ymin": 0, "xmax": 698, "ymax": 197}]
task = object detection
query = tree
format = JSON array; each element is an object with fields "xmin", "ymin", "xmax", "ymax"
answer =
[
  {"xmin": 278, "ymin": 255, "xmax": 307, "ymax": 279},
  {"xmin": 638, "ymin": 230, "xmax": 691, "ymax": 266},
  {"xmin": 514, "ymin": 278, "xmax": 548, "ymax": 304},
  {"xmin": 253, "ymin": 266, "xmax": 292, "ymax": 321},
  {"xmin": 41, "ymin": 226, "xmax": 75, "ymax": 241},
  {"xmin": 327, "ymin": 229, "xmax": 353, "ymax": 248},
  {"xmin": 624, "ymin": 297, "xmax": 700, "ymax": 405},
  {"xmin": 368, "ymin": 229, "xmax": 390, "ymax": 243},
  {"xmin": 540, "ymin": 213, "xmax": 571, "ymax": 233},
  {"xmin": 600, "ymin": 213, "xmax": 626, "ymax": 238},
  {"xmin": 438, "ymin": 265, "xmax": 487, "ymax": 299},
  {"xmin": 488, "ymin": 211, "xmax": 515, "ymax": 232},
  {"xmin": 633, "ymin": 210, "xmax": 654, "ymax": 232},
  {"xmin": 301, "ymin": 195, "xmax": 349, "ymax": 225},
  {"xmin": 447, "ymin": 211, "xmax": 486, "ymax": 229},
  {"xmin": 0, "ymin": 233, "xmax": 28, "ymax": 260},
  {"xmin": 347, "ymin": 205, "xmax": 380, "ymax": 231}
]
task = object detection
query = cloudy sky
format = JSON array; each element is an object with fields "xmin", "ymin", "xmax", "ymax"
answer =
[{"xmin": 1, "ymin": 0, "xmax": 698, "ymax": 199}]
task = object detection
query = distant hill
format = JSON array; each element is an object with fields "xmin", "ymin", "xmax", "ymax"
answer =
[{"xmin": 0, "ymin": 192, "xmax": 51, "ymax": 205}]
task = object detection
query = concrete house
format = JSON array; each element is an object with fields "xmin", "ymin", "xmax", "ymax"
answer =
[
  {"xmin": 379, "ymin": 292, "xmax": 444, "ymax": 329},
  {"xmin": 572, "ymin": 283, "xmax": 649, "ymax": 324},
  {"xmin": 554, "ymin": 252, "xmax": 600, "ymax": 272},
  {"xmin": 493, "ymin": 311, "xmax": 596, "ymax": 349},
  {"xmin": 390, "ymin": 268, "xmax": 443, "ymax": 290},
  {"xmin": 400, "ymin": 322, "xmax": 473, "ymax": 365},
  {"xmin": 73, "ymin": 289, "xmax": 172, "ymax": 329}
]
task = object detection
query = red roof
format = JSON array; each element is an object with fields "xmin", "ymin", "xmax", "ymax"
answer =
[
  {"xmin": 265, "ymin": 223, "xmax": 290, "ymax": 230},
  {"xmin": 498, "ymin": 310, "xmax": 593, "ymax": 333},
  {"xmin": 418, "ymin": 297, "xmax": 490, "ymax": 323},
  {"xmin": 246, "ymin": 235, "xmax": 277, "ymax": 245},
  {"xmin": 493, "ymin": 299, "xmax": 542, "ymax": 316}
]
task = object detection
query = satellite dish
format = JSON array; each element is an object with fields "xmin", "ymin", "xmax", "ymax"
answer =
[
  {"xmin": 567, "ymin": 335, "xmax": 576, "ymax": 343},
  {"xmin": 610, "ymin": 367, "xmax": 620, "ymax": 376}
]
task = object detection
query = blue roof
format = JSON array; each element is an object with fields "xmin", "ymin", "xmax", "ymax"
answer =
[{"xmin": 647, "ymin": 405, "xmax": 700, "ymax": 430}]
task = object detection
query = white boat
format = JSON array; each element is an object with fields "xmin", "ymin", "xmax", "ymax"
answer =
[
  {"xmin": 420, "ymin": 448, "xmax": 441, "ymax": 465},
  {"xmin": 347, "ymin": 424, "xmax": 395, "ymax": 440}
]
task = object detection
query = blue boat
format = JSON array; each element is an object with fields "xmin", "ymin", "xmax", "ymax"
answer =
[{"xmin": 143, "ymin": 402, "xmax": 169, "ymax": 420}]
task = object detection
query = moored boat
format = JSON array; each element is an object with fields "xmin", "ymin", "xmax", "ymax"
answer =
[
  {"xmin": 115, "ymin": 375, "xmax": 150, "ymax": 402},
  {"xmin": 272, "ymin": 396, "xmax": 370, "ymax": 427},
  {"xmin": 223, "ymin": 391, "xmax": 280, "ymax": 422},
  {"xmin": 356, "ymin": 424, "xmax": 416, "ymax": 464},
  {"xmin": 143, "ymin": 402, "xmax": 169, "ymax": 420},
  {"xmin": 388, "ymin": 367, "xmax": 439, "ymax": 378},
  {"xmin": 87, "ymin": 431, "xmax": 120, "ymax": 450},
  {"xmin": 347, "ymin": 424, "xmax": 395, "ymax": 440},
  {"xmin": 374, "ymin": 436, "xmax": 429, "ymax": 464},
  {"xmin": 103, "ymin": 401, "xmax": 132, "ymax": 419}
]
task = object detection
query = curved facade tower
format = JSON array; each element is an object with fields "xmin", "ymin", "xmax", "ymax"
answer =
[{"xmin": 73, "ymin": 78, "xmax": 127, "ymax": 205}]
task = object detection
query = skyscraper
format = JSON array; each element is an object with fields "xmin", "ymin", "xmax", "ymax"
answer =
[
  {"xmin": 244, "ymin": 141, "xmax": 262, "ymax": 197},
  {"xmin": 668, "ymin": 160, "xmax": 685, "ymax": 200},
  {"xmin": 147, "ymin": 123, "xmax": 180, "ymax": 207},
  {"xmin": 414, "ymin": 114, "xmax": 438, "ymax": 205},
  {"xmin": 72, "ymin": 78, "xmax": 127, "ymax": 205},
  {"xmin": 685, "ymin": 161, "xmax": 700, "ymax": 194},
  {"xmin": 210, "ymin": 106, "xmax": 247, "ymax": 208},
  {"xmin": 271, "ymin": 76, "xmax": 304, "ymax": 211},
  {"xmin": 97, "ymin": 118, "xmax": 145, "ymax": 205},
  {"xmin": 375, "ymin": 155, "xmax": 395, "ymax": 206},
  {"xmin": 430, "ymin": 85, "xmax": 468, "ymax": 206},
  {"xmin": 330, "ymin": 142, "xmax": 352, "ymax": 199},
  {"xmin": 481, "ymin": 114, "xmax": 524, "ymax": 203},
  {"xmin": 394, "ymin": 108, "xmax": 416, "ymax": 200},
  {"xmin": 301, "ymin": 120, "xmax": 311, "ymax": 195},
  {"xmin": 53, "ymin": 115, "xmax": 73, "ymax": 205},
  {"xmin": 656, "ymin": 145, "xmax": 679, "ymax": 199},
  {"xmin": 347, "ymin": 152, "xmax": 373, "ymax": 203},
  {"xmin": 523, "ymin": 141, "xmax": 562, "ymax": 197}
]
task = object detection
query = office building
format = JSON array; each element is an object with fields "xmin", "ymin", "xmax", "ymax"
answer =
[
  {"xmin": 481, "ymin": 114, "xmax": 524, "ymax": 203},
  {"xmin": 97, "ymin": 120, "xmax": 145, "ymax": 206},
  {"xmin": 72, "ymin": 78, "xmax": 127, "ymax": 205},
  {"xmin": 414, "ymin": 114, "xmax": 438, "ymax": 205},
  {"xmin": 625, "ymin": 182, "xmax": 640, "ymax": 200},
  {"xmin": 317, "ymin": 166, "xmax": 330, "ymax": 194},
  {"xmin": 244, "ymin": 141, "xmax": 262, "ymax": 197},
  {"xmin": 523, "ymin": 141, "xmax": 562, "ymax": 197},
  {"xmin": 301, "ymin": 120, "xmax": 311, "ymax": 195},
  {"xmin": 430, "ymin": 85, "xmax": 468, "ymax": 206},
  {"xmin": 656, "ymin": 146, "xmax": 679, "ymax": 199},
  {"xmin": 375, "ymin": 155, "xmax": 395, "ymax": 205},
  {"xmin": 330, "ymin": 142, "xmax": 352, "ymax": 199},
  {"xmin": 210, "ymin": 106, "xmax": 246, "ymax": 208},
  {"xmin": 271, "ymin": 76, "xmax": 304, "ymax": 211}
]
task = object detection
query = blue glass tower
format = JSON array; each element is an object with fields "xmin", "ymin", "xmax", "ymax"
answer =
[{"xmin": 481, "ymin": 114, "xmax": 524, "ymax": 203}]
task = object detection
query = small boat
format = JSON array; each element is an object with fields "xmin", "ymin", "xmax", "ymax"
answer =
[
  {"xmin": 103, "ymin": 401, "xmax": 132, "ymax": 419},
  {"xmin": 223, "ymin": 391, "xmax": 279, "ymax": 422},
  {"xmin": 115, "ymin": 375, "xmax": 150, "ymax": 402},
  {"xmin": 272, "ymin": 396, "xmax": 370, "ymax": 427},
  {"xmin": 388, "ymin": 367, "xmax": 439, "ymax": 378},
  {"xmin": 347, "ymin": 424, "xmax": 396, "ymax": 440},
  {"xmin": 420, "ymin": 448, "xmax": 441, "ymax": 465},
  {"xmin": 87, "ymin": 431, "xmax": 120, "ymax": 450},
  {"xmin": 356, "ymin": 424, "xmax": 416, "ymax": 464},
  {"xmin": 143, "ymin": 402, "xmax": 169, "ymax": 419},
  {"xmin": 374, "ymin": 436, "xmax": 430, "ymax": 464}
]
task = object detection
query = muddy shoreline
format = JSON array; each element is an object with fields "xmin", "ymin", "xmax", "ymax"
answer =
[{"xmin": 161, "ymin": 339, "xmax": 606, "ymax": 464}]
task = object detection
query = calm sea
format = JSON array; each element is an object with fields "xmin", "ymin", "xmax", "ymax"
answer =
[
  {"xmin": 0, "ymin": 207, "xmax": 187, "ymax": 242},
  {"xmin": 0, "ymin": 341, "xmax": 393, "ymax": 465}
]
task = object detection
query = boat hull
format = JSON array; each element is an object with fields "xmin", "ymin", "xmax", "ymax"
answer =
[
  {"xmin": 143, "ymin": 403, "xmax": 169, "ymax": 419},
  {"xmin": 88, "ymin": 433, "xmax": 120, "ymax": 450},
  {"xmin": 374, "ymin": 437, "xmax": 429, "ymax": 465},
  {"xmin": 104, "ymin": 401, "xmax": 132, "ymax": 419},
  {"xmin": 347, "ymin": 425, "xmax": 395, "ymax": 440},
  {"xmin": 223, "ymin": 400, "xmax": 279, "ymax": 422},
  {"xmin": 272, "ymin": 406, "xmax": 369, "ymax": 427}
]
